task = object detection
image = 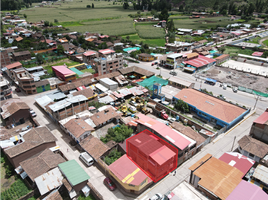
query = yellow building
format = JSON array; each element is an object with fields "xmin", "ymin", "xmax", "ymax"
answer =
[
  {"xmin": 138, "ymin": 53, "xmax": 155, "ymax": 62},
  {"xmin": 108, "ymin": 154, "xmax": 153, "ymax": 194}
]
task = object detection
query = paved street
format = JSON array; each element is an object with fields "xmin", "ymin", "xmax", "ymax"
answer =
[{"xmin": 128, "ymin": 62, "xmax": 268, "ymax": 111}]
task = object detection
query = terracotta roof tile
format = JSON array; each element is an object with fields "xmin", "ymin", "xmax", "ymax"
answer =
[
  {"xmin": 5, "ymin": 62, "xmax": 22, "ymax": 69},
  {"xmin": 20, "ymin": 149, "xmax": 65, "ymax": 181},
  {"xmin": 1, "ymin": 99, "xmax": 30, "ymax": 119},
  {"xmin": 72, "ymin": 88, "xmax": 95, "ymax": 99},
  {"xmin": 4, "ymin": 127, "xmax": 57, "ymax": 158},
  {"xmin": 238, "ymin": 135, "xmax": 268, "ymax": 158},
  {"xmin": 174, "ymin": 89, "xmax": 247, "ymax": 123},
  {"xmin": 118, "ymin": 66, "xmax": 154, "ymax": 77},
  {"xmin": 64, "ymin": 118, "xmax": 94, "ymax": 139},
  {"xmin": 171, "ymin": 122, "xmax": 206, "ymax": 146},
  {"xmin": 89, "ymin": 107, "xmax": 119, "ymax": 126},
  {"xmin": 80, "ymin": 135, "xmax": 109, "ymax": 159}
]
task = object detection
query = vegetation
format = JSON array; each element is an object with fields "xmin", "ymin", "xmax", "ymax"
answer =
[
  {"xmin": 174, "ymin": 99, "xmax": 189, "ymax": 113},
  {"xmin": 104, "ymin": 149, "xmax": 123, "ymax": 165},
  {"xmin": 135, "ymin": 25, "xmax": 165, "ymax": 39},
  {"xmin": 78, "ymin": 194, "xmax": 96, "ymax": 200},
  {"xmin": 88, "ymin": 101, "xmax": 106, "ymax": 109},
  {"xmin": 101, "ymin": 125, "xmax": 133, "ymax": 143},
  {"xmin": 80, "ymin": 68, "xmax": 95, "ymax": 74},
  {"xmin": 200, "ymin": 88, "xmax": 213, "ymax": 96},
  {"xmin": 223, "ymin": 46, "xmax": 255, "ymax": 57},
  {"xmin": 263, "ymin": 39, "xmax": 268, "ymax": 46},
  {"xmin": 245, "ymin": 37, "xmax": 261, "ymax": 44},
  {"xmin": 1, "ymin": 179, "xmax": 31, "ymax": 200}
]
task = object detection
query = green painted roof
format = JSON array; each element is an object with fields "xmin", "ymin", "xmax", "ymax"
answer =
[{"xmin": 58, "ymin": 160, "xmax": 90, "ymax": 186}]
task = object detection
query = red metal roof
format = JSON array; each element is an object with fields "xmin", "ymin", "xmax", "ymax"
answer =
[
  {"xmin": 52, "ymin": 65, "xmax": 75, "ymax": 76},
  {"xmin": 252, "ymin": 52, "xmax": 263, "ymax": 57},
  {"xmin": 108, "ymin": 154, "xmax": 149, "ymax": 185},
  {"xmin": 219, "ymin": 152, "xmax": 255, "ymax": 177},
  {"xmin": 253, "ymin": 110, "xmax": 268, "ymax": 125},
  {"xmin": 184, "ymin": 55, "xmax": 216, "ymax": 68},
  {"xmin": 136, "ymin": 114, "xmax": 191, "ymax": 150},
  {"xmin": 98, "ymin": 49, "xmax": 115, "ymax": 55},
  {"xmin": 83, "ymin": 51, "xmax": 96, "ymax": 56},
  {"xmin": 149, "ymin": 145, "xmax": 176, "ymax": 165},
  {"xmin": 5, "ymin": 62, "xmax": 22, "ymax": 69}
]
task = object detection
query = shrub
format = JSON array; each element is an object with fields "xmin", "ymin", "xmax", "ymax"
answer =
[{"xmin": 104, "ymin": 149, "xmax": 122, "ymax": 165}]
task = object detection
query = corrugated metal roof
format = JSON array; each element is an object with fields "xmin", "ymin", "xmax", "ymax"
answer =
[
  {"xmin": 58, "ymin": 160, "xmax": 90, "ymax": 186},
  {"xmin": 253, "ymin": 165, "xmax": 268, "ymax": 184},
  {"xmin": 49, "ymin": 95, "xmax": 87, "ymax": 112},
  {"xmin": 35, "ymin": 167, "xmax": 63, "ymax": 195}
]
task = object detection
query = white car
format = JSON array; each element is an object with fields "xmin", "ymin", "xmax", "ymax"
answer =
[
  {"xmin": 149, "ymin": 193, "xmax": 163, "ymax": 200},
  {"xmin": 30, "ymin": 110, "xmax": 37, "ymax": 117}
]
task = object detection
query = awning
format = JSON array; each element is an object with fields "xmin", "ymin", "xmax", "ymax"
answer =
[{"xmin": 206, "ymin": 78, "xmax": 217, "ymax": 83}]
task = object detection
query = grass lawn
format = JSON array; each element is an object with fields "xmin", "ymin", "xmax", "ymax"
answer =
[
  {"xmin": 245, "ymin": 37, "xmax": 261, "ymax": 44},
  {"xmin": 135, "ymin": 24, "xmax": 165, "ymax": 39},
  {"xmin": 80, "ymin": 68, "xmax": 95, "ymax": 74},
  {"xmin": 263, "ymin": 39, "xmax": 268, "ymax": 46},
  {"xmin": 42, "ymin": 59, "xmax": 80, "ymax": 74},
  {"xmin": 122, "ymin": 34, "xmax": 165, "ymax": 46},
  {"xmin": 224, "ymin": 46, "xmax": 255, "ymax": 57},
  {"xmin": 78, "ymin": 194, "xmax": 96, "ymax": 200}
]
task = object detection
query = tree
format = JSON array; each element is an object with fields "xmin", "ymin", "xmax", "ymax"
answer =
[
  {"xmin": 123, "ymin": 1, "xmax": 129, "ymax": 9},
  {"xmin": 44, "ymin": 21, "xmax": 49, "ymax": 26},
  {"xmin": 72, "ymin": 39, "xmax": 79, "ymax": 46},
  {"xmin": 57, "ymin": 45, "xmax": 65, "ymax": 55},
  {"xmin": 262, "ymin": 51, "xmax": 268, "ymax": 58},
  {"xmin": 218, "ymin": 46, "xmax": 226, "ymax": 53},
  {"xmin": 103, "ymin": 149, "xmax": 122, "ymax": 165},
  {"xmin": 175, "ymin": 99, "xmax": 189, "ymax": 113},
  {"xmin": 166, "ymin": 19, "xmax": 175, "ymax": 32},
  {"xmin": 179, "ymin": 5, "xmax": 184, "ymax": 12},
  {"xmin": 23, "ymin": 14, "xmax": 27, "ymax": 19},
  {"xmin": 92, "ymin": 3, "xmax": 94, "ymax": 8},
  {"xmin": 87, "ymin": 5, "xmax": 91, "ymax": 8},
  {"xmin": 49, "ymin": 22, "xmax": 53, "ymax": 27},
  {"xmin": 36, "ymin": 54, "xmax": 44, "ymax": 64},
  {"xmin": 159, "ymin": 8, "xmax": 169, "ymax": 21},
  {"xmin": 54, "ymin": 19, "xmax": 58, "ymax": 23}
]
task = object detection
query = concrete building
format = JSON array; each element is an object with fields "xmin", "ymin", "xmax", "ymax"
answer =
[
  {"xmin": 12, "ymin": 50, "xmax": 31, "ymax": 61},
  {"xmin": 249, "ymin": 108, "xmax": 268, "ymax": 143},
  {"xmin": 168, "ymin": 76, "xmax": 195, "ymax": 89},
  {"xmin": 164, "ymin": 53, "xmax": 183, "ymax": 68},
  {"xmin": 238, "ymin": 135, "xmax": 268, "ymax": 163},
  {"xmin": 52, "ymin": 65, "xmax": 76, "ymax": 82},
  {"xmin": 127, "ymin": 129, "xmax": 178, "ymax": 182},
  {"xmin": 0, "ymin": 49, "xmax": 12, "ymax": 67},
  {"xmin": 215, "ymin": 54, "xmax": 230, "ymax": 65},
  {"xmin": 136, "ymin": 114, "xmax": 193, "ymax": 165},
  {"xmin": 82, "ymin": 51, "xmax": 98, "ymax": 65},
  {"xmin": 189, "ymin": 154, "xmax": 243, "ymax": 200},
  {"xmin": 99, "ymin": 78, "xmax": 118, "ymax": 91},
  {"xmin": 1, "ymin": 98, "xmax": 30, "ymax": 128},
  {"xmin": 47, "ymin": 95, "xmax": 89, "ymax": 121},
  {"xmin": 4, "ymin": 127, "xmax": 57, "ymax": 168},
  {"xmin": 93, "ymin": 49, "xmax": 123, "ymax": 75},
  {"xmin": 165, "ymin": 42, "xmax": 192, "ymax": 52},
  {"xmin": 138, "ymin": 53, "xmax": 154, "ymax": 62},
  {"xmin": 109, "ymin": 154, "xmax": 152, "ymax": 194},
  {"xmin": 10, "ymin": 68, "xmax": 37, "ymax": 94},
  {"xmin": 5, "ymin": 62, "xmax": 23, "ymax": 77},
  {"xmin": 0, "ymin": 74, "xmax": 12, "ymax": 100},
  {"xmin": 173, "ymin": 89, "xmax": 250, "ymax": 130}
]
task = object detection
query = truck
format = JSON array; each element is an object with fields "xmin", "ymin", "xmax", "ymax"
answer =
[{"xmin": 153, "ymin": 106, "xmax": 168, "ymax": 120}]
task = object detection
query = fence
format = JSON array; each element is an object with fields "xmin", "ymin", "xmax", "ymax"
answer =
[{"xmin": 238, "ymin": 86, "xmax": 268, "ymax": 97}]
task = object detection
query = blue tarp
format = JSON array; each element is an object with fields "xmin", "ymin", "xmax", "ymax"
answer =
[{"xmin": 206, "ymin": 78, "xmax": 217, "ymax": 83}]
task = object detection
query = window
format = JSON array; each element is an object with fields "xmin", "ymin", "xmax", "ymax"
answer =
[
  {"xmin": 249, "ymin": 153, "xmax": 255, "ymax": 158},
  {"xmin": 129, "ymin": 184, "xmax": 135, "ymax": 187},
  {"xmin": 140, "ymin": 179, "xmax": 146, "ymax": 186}
]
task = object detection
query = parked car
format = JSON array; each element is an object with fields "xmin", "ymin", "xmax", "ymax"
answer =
[
  {"xmin": 104, "ymin": 177, "xmax": 116, "ymax": 191},
  {"xmin": 233, "ymin": 87, "xmax": 238, "ymax": 93},
  {"xmin": 149, "ymin": 193, "xmax": 163, "ymax": 200},
  {"xmin": 223, "ymin": 83, "xmax": 227, "ymax": 90},
  {"xmin": 79, "ymin": 152, "xmax": 94, "ymax": 167},
  {"xmin": 30, "ymin": 110, "xmax": 36, "ymax": 117},
  {"xmin": 129, "ymin": 106, "xmax": 137, "ymax": 113},
  {"xmin": 15, "ymin": 88, "xmax": 21, "ymax": 92},
  {"xmin": 169, "ymin": 71, "xmax": 177, "ymax": 76}
]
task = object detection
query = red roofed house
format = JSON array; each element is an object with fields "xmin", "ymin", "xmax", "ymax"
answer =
[
  {"xmin": 126, "ymin": 129, "xmax": 178, "ymax": 182},
  {"xmin": 250, "ymin": 108, "xmax": 268, "ymax": 143},
  {"xmin": 52, "ymin": 65, "xmax": 76, "ymax": 82},
  {"xmin": 173, "ymin": 89, "xmax": 249, "ymax": 130},
  {"xmin": 183, "ymin": 55, "xmax": 216, "ymax": 73},
  {"xmin": 92, "ymin": 49, "xmax": 123, "ymax": 75},
  {"xmin": 5, "ymin": 62, "xmax": 23, "ymax": 77},
  {"xmin": 219, "ymin": 152, "xmax": 255, "ymax": 178},
  {"xmin": 82, "ymin": 51, "xmax": 98, "ymax": 65},
  {"xmin": 109, "ymin": 154, "xmax": 152, "ymax": 194}
]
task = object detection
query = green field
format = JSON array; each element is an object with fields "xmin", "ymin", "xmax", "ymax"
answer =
[
  {"xmin": 263, "ymin": 39, "xmax": 268, "ymax": 46},
  {"xmin": 135, "ymin": 24, "xmax": 165, "ymax": 39},
  {"xmin": 223, "ymin": 46, "xmax": 255, "ymax": 57}
]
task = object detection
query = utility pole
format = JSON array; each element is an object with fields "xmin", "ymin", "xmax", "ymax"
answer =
[
  {"xmin": 253, "ymin": 95, "xmax": 259, "ymax": 110},
  {"xmin": 231, "ymin": 136, "xmax": 236, "ymax": 151}
]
